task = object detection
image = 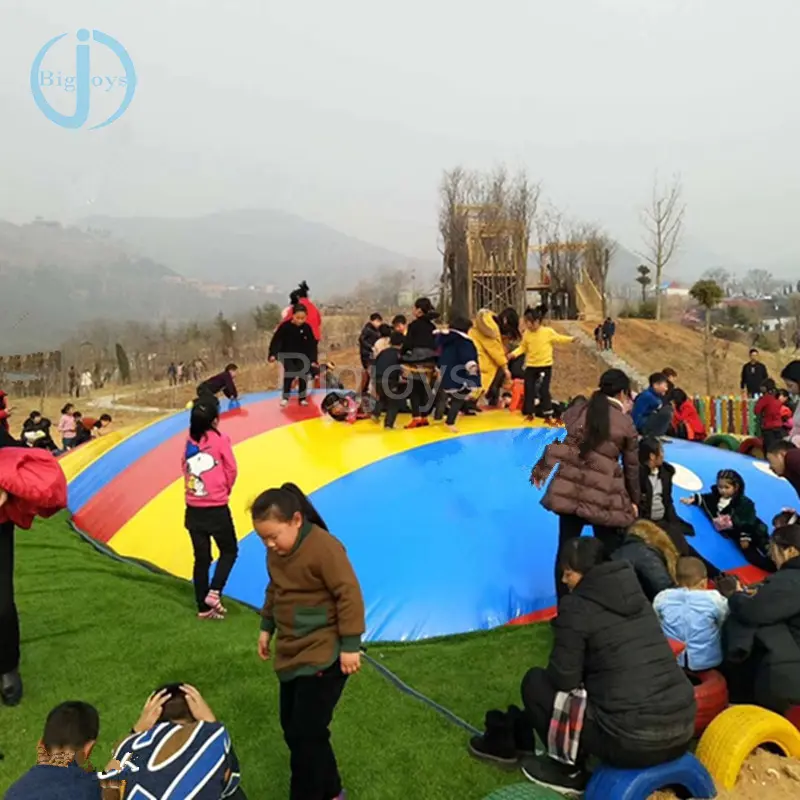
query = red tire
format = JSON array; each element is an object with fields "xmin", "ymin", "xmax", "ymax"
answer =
[
  {"xmin": 691, "ymin": 669, "xmax": 729, "ymax": 736},
  {"xmin": 738, "ymin": 436, "xmax": 764, "ymax": 459},
  {"xmin": 787, "ymin": 705, "xmax": 800, "ymax": 732}
]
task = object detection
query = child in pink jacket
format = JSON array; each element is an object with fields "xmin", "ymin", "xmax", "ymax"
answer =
[{"xmin": 182, "ymin": 396, "xmax": 239, "ymax": 619}]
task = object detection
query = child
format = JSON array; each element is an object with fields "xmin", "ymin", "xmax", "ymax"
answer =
[
  {"xmin": 632, "ymin": 372, "xmax": 672, "ymax": 436},
  {"xmin": 197, "ymin": 363, "xmax": 239, "ymax": 401},
  {"xmin": 253, "ymin": 483, "xmax": 365, "ymax": 800},
  {"xmin": 434, "ymin": 317, "xmax": 480, "ymax": 432},
  {"xmin": 653, "ymin": 556, "xmax": 729, "ymax": 672},
  {"xmin": 370, "ymin": 322, "xmax": 393, "ymax": 363},
  {"xmin": 58, "ymin": 402, "xmax": 77, "ymax": 450},
  {"xmin": 766, "ymin": 441, "xmax": 800, "ymax": 498},
  {"xmin": 5, "ymin": 701, "xmax": 101, "ymax": 799},
  {"xmin": 755, "ymin": 378, "xmax": 786, "ymax": 453},
  {"xmin": 373, "ymin": 330, "xmax": 406, "ymax": 429},
  {"xmin": 269, "ymin": 304, "xmax": 319, "ymax": 407},
  {"xmin": 509, "ymin": 307, "xmax": 574, "ymax": 422},
  {"xmin": 321, "ymin": 390, "xmax": 370, "ymax": 424},
  {"xmin": 357, "ymin": 312, "xmax": 383, "ymax": 394},
  {"xmin": 391, "ymin": 314, "xmax": 407, "ymax": 335},
  {"xmin": 681, "ymin": 469, "xmax": 774, "ymax": 573},
  {"xmin": 182, "ymin": 397, "xmax": 238, "ymax": 619},
  {"xmin": 637, "ymin": 437, "xmax": 698, "ymax": 559},
  {"xmin": 778, "ymin": 389, "xmax": 795, "ymax": 433},
  {"xmin": 401, "ymin": 297, "xmax": 439, "ymax": 429},
  {"xmin": 670, "ymin": 388, "xmax": 706, "ymax": 442},
  {"xmin": 21, "ymin": 411, "xmax": 58, "ymax": 452}
]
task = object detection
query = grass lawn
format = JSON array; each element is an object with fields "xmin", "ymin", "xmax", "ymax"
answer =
[{"xmin": 1, "ymin": 515, "xmax": 552, "ymax": 799}]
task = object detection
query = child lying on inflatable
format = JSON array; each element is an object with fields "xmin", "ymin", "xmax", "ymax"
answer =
[
  {"xmin": 0, "ymin": 440, "xmax": 68, "ymax": 529},
  {"xmin": 321, "ymin": 391, "xmax": 373, "ymax": 424}
]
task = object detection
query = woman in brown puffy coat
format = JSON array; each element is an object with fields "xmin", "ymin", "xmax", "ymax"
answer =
[{"xmin": 531, "ymin": 368, "xmax": 640, "ymax": 599}]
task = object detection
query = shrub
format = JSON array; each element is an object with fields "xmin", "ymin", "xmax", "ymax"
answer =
[
  {"xmin": 619, "ymin": 300, "xmax": 657, "ymax": 320},
  {"xmin": 713, "ymin": 326, "xmax": 745, "ymax": 344}
]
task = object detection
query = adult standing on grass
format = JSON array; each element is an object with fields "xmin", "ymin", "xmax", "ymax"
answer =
[
  {"xmin": 531, "ymin": 368, "xmax": 640, "ymax": 599},
  {"xmin": 740, "ymin": 348, "xmax": 769, "ymax": 398},
  {"xmin": 0, "ymin": 424, "xmax": 67, "ymax": 706}
]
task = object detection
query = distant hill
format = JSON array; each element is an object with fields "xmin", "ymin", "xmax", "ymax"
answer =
[
  {"xmin": 82, "ymin": 209, "xmax": 439, "ymax": 296},
  {"xmin": 0, "ymin": 219, "xmax": 279, "ymax": 354}
]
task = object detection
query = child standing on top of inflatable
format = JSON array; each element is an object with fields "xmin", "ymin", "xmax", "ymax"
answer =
[
  {"xmin": 269, "ymin": 304, "xmax": 319, "ymax": 408},
  {"xmin": 509, "ymin": 307, "xmax": 575, "ymax": 423},
  {"xmin": 681, "ymin": 469, "xmax": 774, "ymax": 573},
  {"xmin": 182, "ymin": 397, "xmax": 239, "ymax": 620},
  {"xmin": 401, "ymin": 297, "xmax": 439, "ymax": 429},
  {"xmin": 434, "ymin": 317, "xmax": 480, "ymax": 432}
]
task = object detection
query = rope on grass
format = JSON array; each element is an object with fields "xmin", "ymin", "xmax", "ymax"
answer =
[
  {"xmin": 361, "ymin": 653, "xmax": 481, "ymax": 736},
  {"xmin": 68, "ymin": 520, "xmax": 483, "ymax": 738}
]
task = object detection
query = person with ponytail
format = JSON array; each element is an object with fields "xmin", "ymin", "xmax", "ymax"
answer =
[
  {"xmin": 182, "ymin": 397, "xmax": 239, "ymax": 620},
  {"xmin": 252, "ymin": 483, "xmax": 364, "ymax": 800},
  {"xmin": 401, "ymin": 297, "xmax": 440, "ymax": 429},
  {"xmin": 531, "ymin": 369, "xmax": 640, "ymax": 599}
]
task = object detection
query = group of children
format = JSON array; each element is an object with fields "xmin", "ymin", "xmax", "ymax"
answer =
[
  {"xmin": 323, "ymin": 300, "xmax": 576, "ymax": 430},
  {"xmin": 5, "ymin": 402, "xmax": 113, "ymax": 454}
]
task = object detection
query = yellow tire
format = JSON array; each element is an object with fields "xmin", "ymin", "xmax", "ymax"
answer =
[{"xmin": 695, "ymin": 704, "xmax": 800, "ymax": 789}]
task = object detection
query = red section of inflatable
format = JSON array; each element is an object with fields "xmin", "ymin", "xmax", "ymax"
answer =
[{"xmin": 73, "ymin": 401, "xmax": 321, "ymax": 543}]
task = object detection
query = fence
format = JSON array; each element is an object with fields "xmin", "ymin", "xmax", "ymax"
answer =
[{"xmin": 692, "ymin": 395, "xmax": 761, "ymax": 437}]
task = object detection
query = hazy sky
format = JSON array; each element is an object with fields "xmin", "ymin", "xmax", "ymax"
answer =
[{"xmin": 1, "ymin": 0, "xmax": 798, "ymax": 270}]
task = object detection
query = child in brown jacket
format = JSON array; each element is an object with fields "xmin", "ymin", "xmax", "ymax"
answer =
[{"xmin": 253, "ymin": 482, "xmax": 365, "ymax": 800}]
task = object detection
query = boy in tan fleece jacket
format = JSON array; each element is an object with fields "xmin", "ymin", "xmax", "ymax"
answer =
[{"xmin": 253, "ymin": 482, "xmax": 365, "ymax": 800}]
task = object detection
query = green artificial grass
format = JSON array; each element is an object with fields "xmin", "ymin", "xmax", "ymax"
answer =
[{"xmin": 1, "ymin": 515, "xmax": 553, "ymax": 799}]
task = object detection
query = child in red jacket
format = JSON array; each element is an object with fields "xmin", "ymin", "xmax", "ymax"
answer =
[
  {"xmin": 755, "ymin": 379, "xmax": 785, "ymax": 453},
  {"xmin": 670, "ymin": 389, "xmax": 706, "ymax": 441}
]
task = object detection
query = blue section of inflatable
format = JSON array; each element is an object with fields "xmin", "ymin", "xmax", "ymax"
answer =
[{"xmin": 221, "ymin": 430, "xmax": 799, "ymax": 643}]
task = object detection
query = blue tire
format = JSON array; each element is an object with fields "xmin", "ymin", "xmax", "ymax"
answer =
[{"xmin": 584, "ymin": 753, "xmax": 717, "ymax": 800}]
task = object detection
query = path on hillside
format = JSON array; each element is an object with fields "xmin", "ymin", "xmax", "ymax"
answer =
[
  {"xmin": 87, "ymin": 389, "xmax": 174, "ymax": 414},
  {"xmin": 563, "ymin": 321, "xmax": 649, "ymax": 389}
]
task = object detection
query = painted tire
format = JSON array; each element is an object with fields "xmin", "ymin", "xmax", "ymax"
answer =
[
  {"xmin": 483, "ymin": 784, "xmax": 563, "ymax": 799},
  {"xmin": 696, "ymin": 704, "xmax": 800, "ymax": 789},
  {"xmin": 584, "ymin": 752, "xmax": 716, "ymax": 800},
  {"xmin": 738, "ymin": 436, "xmax": 765, "ymax": 459},
  {"xmin": 691, "ymin": 669, "xmax": 729, "ymax": 736},
  {"xmin": 704, "ymin": 433, "xmax": 741, "ymax": 451}
]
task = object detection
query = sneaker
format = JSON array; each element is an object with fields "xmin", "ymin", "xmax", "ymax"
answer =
[
  {"xmin": 405, "ymin": 418, "xmax": 423, "ymax": 429},
  {"xmin": 507, "ymin": 705, "xmax": 536, "ymax": 757},
  {"xmin": 1, "ymin": 669, "xmax": 23, "ymax": 707},
  {"xmin": 197, "ymin": 609, "xmax": 225, "ymax": 620},
  {"xmin": 520, "ymin": 754, "xmax": 587, "ymax": 796},
  {"xmin": 279, "ymin": 398, "xmax": 289, "ymax": 408},
  {"xmin": 204, "ymin": 590, "xmax": 227, "ymax": 614},
  {"xmin": 299, "ymin": 399, "xmax": 309, "ymax": 407},
  {"xmin": 467, "ymin": 709, "xmax": 518, "ymax": 767}
]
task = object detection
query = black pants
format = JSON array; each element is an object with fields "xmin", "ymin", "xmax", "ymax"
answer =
[
  {"xmin": 523, "ymin": 366, "xmax": 553, "ymax": 417},
  {"xmin": 434, "ymin": 390, "xmax": 468, "ymax": 425},
  {"xmin": 280, "ymin": 661, "xmax": 348, "ymax": 800},
  {"xmin": 360, "ymin": 361, "xmax": 371, "ymax": 395},
  {"xmin": 408, "ymin": 372, "xmax": 433, "ymax": 418},
  {"xmin": 720, "ymin": 657, "xmax": 793, "ymax": 715},
  {"xmin": 185, "ymin": 506, "xmax": 239, "ymax": 612},
  {"xmin": 282, "ymin": 359, "xmax": 310, "ymax": 400},
  {"xmin": 556, "ymin": 514, "xmax": 622, "ymax": 599},
  {"xmin": 639, "ymin": 405, "xmax": 674, "ymax": 437},
  {"xmin": 521, "ymin": 668, "xmax": 688, "ymax": 769},
  {"xmin": 761, "ymin": 428, "xmax": 784, "ymax": 454},
  {"xmin": 375, "ymin": 384, "xmax": 403, "ymax": 429},
  {"xmin": 0, "ymin": 521, "xmax": 19, "ymax": 676}
]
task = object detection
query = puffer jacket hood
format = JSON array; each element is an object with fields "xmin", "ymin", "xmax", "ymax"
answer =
[
  {"xmin": 781, "ymin": 360, "xmax": 800, "ymax": 386},
  {"xmin": 574, "ymin": 560, "xmax": 649, "ymax": 617},
  {"xmin": 475, "ymin": 309, "xmax": 501, "ymax": 341}
]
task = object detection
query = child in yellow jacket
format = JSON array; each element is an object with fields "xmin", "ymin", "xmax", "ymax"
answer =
[{"xmin": 510, "ymin": 308, "xmax": 575, "ymax": 421}]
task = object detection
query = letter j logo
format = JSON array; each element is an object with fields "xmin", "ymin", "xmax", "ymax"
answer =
[{"xmin": 30, "ymin": 29, "xmax": 137, "ymax": 130}]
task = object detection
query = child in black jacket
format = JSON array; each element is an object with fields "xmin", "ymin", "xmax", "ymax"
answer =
[
  {"xmin": 681, "ymin": 468, "xmax": 774, "ymax": 573},
  {"xmin": 401, "ymin": 297, "xmax": 439, "ymax": 429},
  {"xmin": 269, "ymin": 304, "xmax": 319, "ymax": 407},
  {"xmin": 373, "ymin": 331, "xmax": 406, "ymax": 429}
]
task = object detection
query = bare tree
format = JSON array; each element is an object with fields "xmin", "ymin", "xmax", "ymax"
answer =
[
  {"xmin": 640, "ymin": 175, "xmax": 685, "ymax": 320},
  {"xmin": 743, "ymin": 268, "xmax": 775, "ymax": 298},
  {"xmin": 583, "ymin": 227, "xmax": 616, "ymax": 318},
  {"xmin": 702, "ymin": 267, "xmax": 732, "ymax": 295}
]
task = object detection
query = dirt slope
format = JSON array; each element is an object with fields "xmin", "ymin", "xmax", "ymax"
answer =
[{"xmin": 580, "ymin": 320, "xmax": 794, "ymax": 396}]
